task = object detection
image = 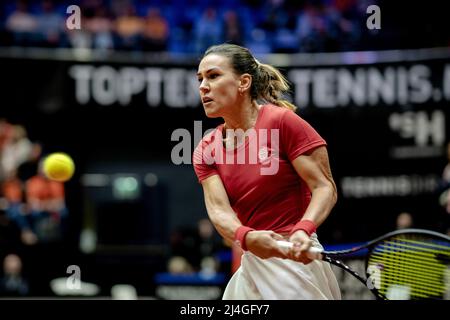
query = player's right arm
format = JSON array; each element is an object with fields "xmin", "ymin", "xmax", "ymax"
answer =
[{"xmin": 201, "ymin": 175, "xmax": 286, "ymax": 259}]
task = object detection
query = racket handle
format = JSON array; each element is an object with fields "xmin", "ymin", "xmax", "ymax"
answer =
[{"xmin": 276, "ymin": 240, "xmax": 324, "ymax": 260}]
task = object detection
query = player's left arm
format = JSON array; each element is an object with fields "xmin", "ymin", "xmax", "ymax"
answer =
[
  {"xmin": 288, "ymin": 146, "xmax": 337, "ymax": 261},
  {"xmin": 292, "ymin": 145, "xmax": 337, "ymax": 227}
]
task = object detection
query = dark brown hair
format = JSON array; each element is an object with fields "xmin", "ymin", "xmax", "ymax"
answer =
[{"xmin": 203, "ymin": 44, "xmax": 296, "ymax": 111}]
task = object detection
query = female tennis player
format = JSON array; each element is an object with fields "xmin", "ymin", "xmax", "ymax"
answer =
[{"xmin": 193, "ymin": 43, "xmax": 341, "ymax": 299}]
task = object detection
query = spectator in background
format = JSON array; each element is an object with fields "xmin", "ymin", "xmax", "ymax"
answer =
[
  {"xmin": 167, "ymin": 256, "xmax": 194, "ymax": 275},
  {"xmin": 223, "ymin": 10, "xmax": 243, "ymax": 46},
  {"xmin": 196, "ymin": 218, "xmax": 224, "ymax": 274},
  {"xmin": 1, "ymin": 142, "xmax": 44, "ymax": 245},
  {"xmin": 259, "ymin": 0, "xmax": 283, "ymax": 35},
  {"xmin": 396, "ymin": 212, "xmax": 414, "ymax": 230},
  {"xmin": 199, "ymin": 256, "xmax": 220, "ymax": 280},
  {"xmin": 169, "ymin": 225, "xmax": 197, "ymax": 271},
  {"xmin": 193, "ymin": 8, "xmax": 222, "ymax": 54},
  {"xmin": 5, "ymin": 0, "xmax": 38, "ymax": 47},
  {"xmin": 259, "ymin": 0, "xmax": 298, "ymax": 53},
  {"xmin": 2, "ymin": 170, "xmax": 38, "ymax": 245},
  {"xmin": 35, "ymin": 0, "xmax": 65, "ymax": 48},
  {"xmin": 17, "ymin": 142, "xmax": 42, "ymax": 183},
  {"xmin": 114, "ymin": 4, "xmax": 144, "ymax": 51},
  {"xmin": 0, "ymin": 253, "xmax": 29, "ymax": 297},
  {"xmin": 86, "ymin": 6, "xmax": 114, "ymax": 51},
  {"xmin": 246, "ymin": 28, "xmax": 272, "ymax": 54},
  {"xmin": 1, "ymin": 125, "xmax": 32, "ymax": 180},
  {"xmin": 142, "ymin": 8, "xmax": 169, "ymax": 52},
  {"xmin": 0, "ymin": 119, "xmax": 14, "ymax": 182},
  {"xmin": 25, "ymin": 160, "xmax": 68, "ymax": 243},
  {"xmin": 0, "ymin": 123, "xmax": 36, "ymax": 245},
  {"xmin": 0, "ymin": 119, "xmax": 13, "ymax": 151},
  {"xmin": 169, "ymin": 218, "xmax": 224, "ymax": 273},
  {"xmin": 109, "ymin": 0, "xmax": 133, "ymax": 18},
  {"xmin": 322, "ymin": 2, "xmax": 360, "ymax": 52},
  {"xmin": 295, "ymin": 3, "xmax": 328, "ymax": 52}
]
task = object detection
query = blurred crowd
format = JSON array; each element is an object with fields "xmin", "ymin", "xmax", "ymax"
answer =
[
  {"xmin": 0, "ymin": 118, "xmax": 68, "ymax": 248},
  {"xmin": 0, "ymin": 118, "xmax": 70, "ymax": 297},
  {"xmin": 168, "ymin": 218, "xmax": 227, "ymax": 277},
  {"xmin": 0, "ymin": 0, "xmax": 386, "ymax": 54}
]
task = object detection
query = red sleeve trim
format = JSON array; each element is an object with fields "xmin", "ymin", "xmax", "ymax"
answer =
[
  {"xmin": 289, "ymin": 140, "xmax": 327, "ymax": 162},
  {"xmin": 197, "ymin": 172, "xmax": 219, "ymax": 184}
]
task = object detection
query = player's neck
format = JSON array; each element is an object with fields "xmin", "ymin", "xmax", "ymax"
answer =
[{"xmin": 223, "ymin": 101, "xmax": 260, "ymax": 132}]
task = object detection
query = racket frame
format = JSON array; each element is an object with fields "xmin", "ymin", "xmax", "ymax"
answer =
[{"xmin": 279, "ymin": 228, "xmax": 450, "ymax": 300}]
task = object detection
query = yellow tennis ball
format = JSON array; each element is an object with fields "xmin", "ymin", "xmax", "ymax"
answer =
[{"xmin": 43, "ymin": 153, "xmax": 75, "ymax": 182}]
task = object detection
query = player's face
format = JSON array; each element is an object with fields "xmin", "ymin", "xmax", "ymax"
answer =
[{"xmin": 197, "ymin": 54, "xmax": 241, "ymax": 118}]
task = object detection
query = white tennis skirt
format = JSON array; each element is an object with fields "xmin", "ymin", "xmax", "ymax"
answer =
[{"xmin": 223, "ymin": 234, "xmax": 341, "ymax": 300}]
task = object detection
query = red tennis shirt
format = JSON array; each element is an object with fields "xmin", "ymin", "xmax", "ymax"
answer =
[{"xmin": 193, "ymin": 104, "xmax": 326, "ymax": 233}]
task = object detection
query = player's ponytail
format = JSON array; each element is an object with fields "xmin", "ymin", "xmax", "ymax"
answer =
[
  {"xmin": 254, "ymin": 62, "xmax": 296, "ymax": 111},
  {"xmin": 203, "ymin": 43, "xmax": 296, "ymax": 111}
]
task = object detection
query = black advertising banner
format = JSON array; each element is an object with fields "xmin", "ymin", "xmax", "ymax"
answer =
[{"xmin": 1, "ymin": 48, "xmax": 449, "ymax": 243}]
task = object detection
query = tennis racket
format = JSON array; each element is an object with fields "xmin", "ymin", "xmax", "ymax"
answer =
[{"xmin": 277, "ymin": 228, "xmax": 450, "ymax": 300}]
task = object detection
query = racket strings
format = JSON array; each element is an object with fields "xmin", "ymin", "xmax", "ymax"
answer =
[
  {"xmin": 367, "ymin": 235, "xmax": 450, "ymax": 300},
  {"xmin": 375, "ymin": 272, "xmax": 446, "ymax": 292},
  {"xmin": 371, "ymin": 251, "xmax": 447, "ymax": 272},
  {"xmin": 376, "ymin": 237, "xmax": 450, "ymax": 254},
  {"xmin": 370, "ymin": 256, "xmax": 448, "ymax": 279}
]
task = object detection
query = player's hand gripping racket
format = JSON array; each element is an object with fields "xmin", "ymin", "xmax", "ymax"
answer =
[{"xmin": 277, "ymin": 228, "xmax": 450, "ymax": 300}]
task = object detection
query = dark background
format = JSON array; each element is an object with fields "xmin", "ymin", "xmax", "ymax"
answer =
[{"xmin": 0, "ymin": 0, "xmax": 449, "ymax": 298}]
